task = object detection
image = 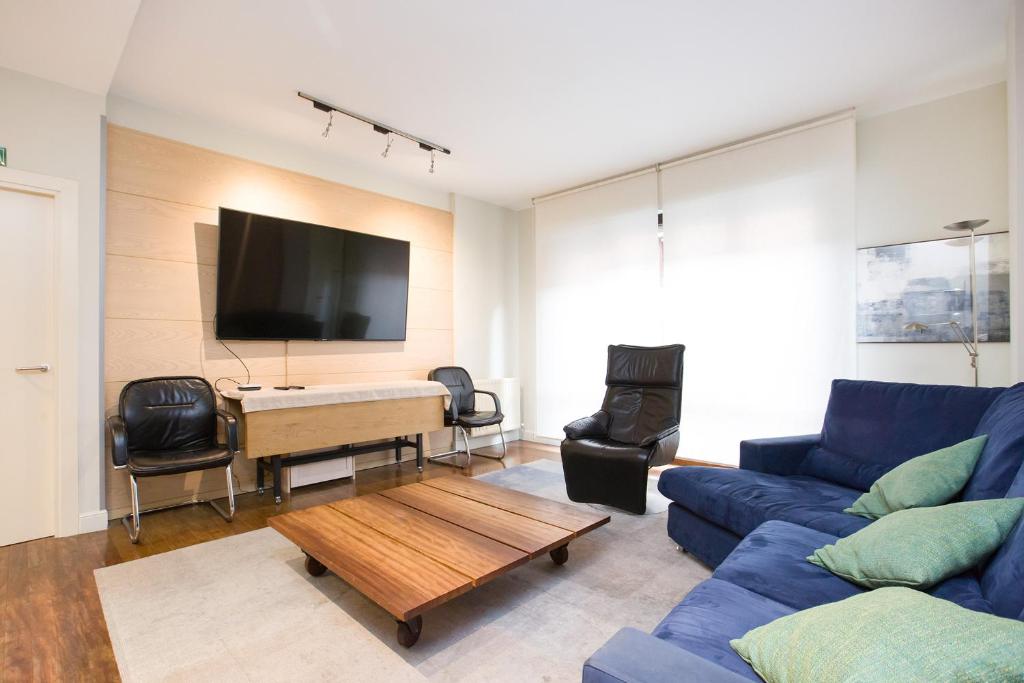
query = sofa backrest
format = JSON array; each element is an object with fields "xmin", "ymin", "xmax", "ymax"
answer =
[
  {"xmin": 798, "ymin": 379, "xmax": 1004, "ymax": 491},
  {"xmin": 980, "ymin": 465, "xmax": 1024, "ymax": 620},
  {"xmin": 962, "ymin": 382, "xmax": 1024, "ymax": 501}
]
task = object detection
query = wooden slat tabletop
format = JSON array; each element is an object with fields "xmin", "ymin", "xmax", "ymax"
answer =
[
  {"xmin": 422, "ymin": 476, "xmax": 609, "ymax": 535},
  {"xmin": 328, "ymin": 494, "xmax": 528, "ymax": 585},
  {"xmin": 379, "ymin": 483, "xmax": 571, "ymax": 557},
  {"xmin": 268, "ymin": 505, "xmax": 473, "ymax": 620}
]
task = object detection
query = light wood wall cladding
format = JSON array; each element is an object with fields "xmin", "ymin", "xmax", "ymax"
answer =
[{"xmin": 105, "ymin": 125, "xmax": 454, "ymax": 516}]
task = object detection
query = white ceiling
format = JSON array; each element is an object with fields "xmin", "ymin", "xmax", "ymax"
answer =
[
  {"xmin": 0, "ymin": 0, "xmax": 140, "ymax": 94},
  {"xmin": 58, "ymin": 1, "xmax": 1021, "ymax": 207}
]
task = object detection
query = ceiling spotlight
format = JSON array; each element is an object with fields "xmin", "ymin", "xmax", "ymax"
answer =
[{"xmin": 298, "ymin": 92, "xmax": 452, "ymax": 160}]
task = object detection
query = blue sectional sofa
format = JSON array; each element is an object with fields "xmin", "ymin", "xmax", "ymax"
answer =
[{"xmin": 583, "ymin": 380, "xmax": 1024, "ymax": 682}]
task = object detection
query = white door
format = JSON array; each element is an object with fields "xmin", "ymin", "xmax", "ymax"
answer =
[{"xmin": 0, "ymin": 184, "xmax": 57, "ymax": 546}]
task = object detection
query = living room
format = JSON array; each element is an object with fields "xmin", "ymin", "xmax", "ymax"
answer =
[{"xmin": 1, "ymin": 1, "xmax": 1023, "ymax": 681}]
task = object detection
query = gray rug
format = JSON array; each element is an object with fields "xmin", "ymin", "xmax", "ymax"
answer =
[{"xmin": 95, "ymin": 461, "xmax": 708, "ymax": 682}]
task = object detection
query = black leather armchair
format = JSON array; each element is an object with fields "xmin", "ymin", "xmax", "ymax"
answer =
[
  {"xmin": 107, "ymin": 376, "xmax": 239, "ymax": 543},
  {"xmin": 561, "ymin": 344, "xmax": 685, "ymax": 514},
  {"xmin": 428, "ymin": 366, "xmax": 506, "ymax": 468}
]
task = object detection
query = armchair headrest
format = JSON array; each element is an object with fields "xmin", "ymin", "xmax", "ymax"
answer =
[{"xmin": 605, "ymin": 344, "xmax": 685, "ymax": 388}]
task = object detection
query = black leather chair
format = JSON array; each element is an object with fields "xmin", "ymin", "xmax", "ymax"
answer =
[
  {"xmin": 561, "ymin": 344, "xmax": 685, "ymax": 514},
  {"xmin": 107, "ymin": 376, "xmax": 239, "ymax": 543},
  {"xmin": 428, "ymin": 367, "xmax": 506, "ymax": 468}
]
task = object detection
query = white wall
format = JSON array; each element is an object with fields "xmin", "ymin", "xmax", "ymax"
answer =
[
  {"xmin": 856, "ymin": 83, "xmax": 1012, "ymax": 387},
  {"xmin": 0, "ymin": 67, "xmax": 106, "ymax": 528},
  {"xmin": 451, "ymin": 193, "xmax": 519, "ymax": 381},
  {"xmin": 516, "ymin": 207, "xmax": 539, "ymax": 440},
  {"xmin": 1010, "ymin": 1, "xmax": 1024, "ymax": 382}
]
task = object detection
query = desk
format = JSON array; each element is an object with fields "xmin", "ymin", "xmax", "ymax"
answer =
[{"xmin": 221, "ymin": 381, "xmax": 449, "ymax": 503}]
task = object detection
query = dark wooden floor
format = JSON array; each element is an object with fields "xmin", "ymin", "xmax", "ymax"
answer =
[{"xmin": 0, "ymin": 441, "xmax": 560, "ymax": 682}]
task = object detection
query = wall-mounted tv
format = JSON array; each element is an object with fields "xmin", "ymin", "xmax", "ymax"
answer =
[{"xmin": 215, "ymin": 208, "xmax": 410, "ymax": 341}]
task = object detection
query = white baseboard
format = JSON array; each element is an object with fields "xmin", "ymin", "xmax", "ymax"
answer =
[
  {"xmin": 467, "ymin": 428, "xmax": 521, "ymax": 450},
  {"xmin": 522, "ymin": 431, "xmax": 561, "ymax": 447},
  {"xmin": 79, "ymin": 509, "xmax": 110, "ymax": 534}
]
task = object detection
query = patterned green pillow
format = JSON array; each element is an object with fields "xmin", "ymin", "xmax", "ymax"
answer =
[
  {"xmin": 809, "ymin": 498, "xmax": 1024, "ymax": 589},
  {"xmin": 845, "ymin": 435, "xmax": 988, "ymax": 519},
  {"xmin": 731, "ymin": 587, "xmax": 1024, "ymax": 683}
]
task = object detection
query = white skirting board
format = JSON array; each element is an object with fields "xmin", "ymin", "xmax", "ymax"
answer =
[{"xmin": 79, "ymin": 509, "xmax": 110, "ymax": 534}]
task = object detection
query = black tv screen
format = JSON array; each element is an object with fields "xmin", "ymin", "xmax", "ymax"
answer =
[{"xmin": 215, "ymin": 208, "xmax": 410, "ymax": 341}]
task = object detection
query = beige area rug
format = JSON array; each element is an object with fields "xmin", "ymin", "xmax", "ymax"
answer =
[{"xmin": 95, "ymin": 462, "xmax": 710, "ymax": 682}]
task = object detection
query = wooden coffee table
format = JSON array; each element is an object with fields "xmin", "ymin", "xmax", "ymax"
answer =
[{"xmin": 268, "ymin": 475, "xmax": 610, "ymax": 647}]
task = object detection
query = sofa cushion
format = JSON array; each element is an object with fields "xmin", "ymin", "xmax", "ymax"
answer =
[
  {"xmin": 980, "ymin": 466, "xmax": 1024, "ymax": 620},
  {"xmin": 963, "ymin": 382, "xmax": 1024, "ymax": 501},
  {"xmin": 808, "ymin": 499, "xmax": 1024, "ymax": 590},
  {"xmin": 713, "ymin": 521, "xmax": 861, "ymax": 610},
  {"xmin": 715, "ymin": 520, "xmax": 993, "ymax": 614},
  {"xmin": 730, "ymin": 587, "xmax": 1024, "ymax": 683},
  {"xmin": 845, "ymin": 435, "xmax": 988, "ymax": 519},
  {"xmin": 652, "ymin": 578, "xmax": 793, "ymax": 681},
  {"xmin": 658, "ymin": 467, "xmax": 871, "ymax": 538},
  {"xmin": 798, "ymin": 379, "xmax": 1003, "ymax": 491}
]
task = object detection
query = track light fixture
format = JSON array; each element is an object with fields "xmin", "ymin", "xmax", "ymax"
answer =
[{"xmin": 298, "ymin": 91, "xmax": 451, "ymax": 173}]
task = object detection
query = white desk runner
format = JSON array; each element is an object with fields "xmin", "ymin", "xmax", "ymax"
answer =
[{"xmin": 220, "ymin": 379, "xmax": 452, "ymax": 413}]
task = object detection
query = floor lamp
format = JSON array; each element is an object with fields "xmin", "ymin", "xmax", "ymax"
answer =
[{"xmin": 903, "ymin": 219, "xmax": 988, "ymax": 387}]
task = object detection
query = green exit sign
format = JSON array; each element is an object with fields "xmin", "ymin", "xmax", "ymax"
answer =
[{"xmin": 0, "ymin": 147, "xmax": 6, "ymax": 167}]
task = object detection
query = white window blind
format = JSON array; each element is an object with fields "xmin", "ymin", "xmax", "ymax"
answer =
[
  {"xmin": 661, "ymin": 116, "xmax": 857, "ymax": 464},
  {"xmin": 533, "ymin": 173, "xmax": 661, "ymax": 439}
]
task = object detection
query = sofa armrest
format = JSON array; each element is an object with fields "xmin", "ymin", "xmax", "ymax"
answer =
[
  {"xmin": 564, "ymin": 411, "xmax": 610, "ymax": 440},
  {"xmin": 739, "ymin": 433, "xmax": 819, "ymax": 476},
  {"xmin": 583, "ymin": 628, "xmax": 751, "ymax": 683}
]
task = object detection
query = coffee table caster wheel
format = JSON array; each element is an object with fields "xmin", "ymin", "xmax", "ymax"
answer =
[
  {"xmin": 305, "ymin": 554, "xmax": 327, "ymax": 577},
  {"xmin": 550, "ymin": 544, "xmax": 569, "ymax": 566},
  {"xmin": 397, "ymin": 615, "xmax": 422, "ymax": 648}
]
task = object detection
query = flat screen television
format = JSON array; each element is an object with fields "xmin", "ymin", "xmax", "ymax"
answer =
[{"xmin": 215, "ymin": 208, "xmax": 410, "ymax": 341}]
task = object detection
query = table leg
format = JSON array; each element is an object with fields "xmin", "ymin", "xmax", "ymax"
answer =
[
  {"xmin": 397, "ymin": 615, "xmax": 423, "ymax": 647},
  {"xmin": 550, "ymin": 544, "xmax": 569, "ymax": 566},
  {"xmin": 256, "ymin": 457, "xmax": 265, "ymax": 495},
  {"xmin": 272, "ymin": 455, "xmax": 283, "ymax": 504},
  {"xmin": 394, "ymin": 436, "xmax": 403, "ymax": 465},
  {"xmin": 416, "ymin": 433, "xmax": 424, "ymax": 473},
  {"xmin": 304, "ymin": 553, "xmax": 327, "ymax": 577}
]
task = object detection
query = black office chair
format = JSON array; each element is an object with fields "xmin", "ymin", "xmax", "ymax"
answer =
[
  {"xmin": 561, "ymin": 344, "xmax": 685, "ymax": 514},
  {"xmin": 428, "ymin": 367, "xmax": 506, "ymax": 468},
  {"xmin": 107, "ymin": 376, "xmax": 239, "ymax": 543}
]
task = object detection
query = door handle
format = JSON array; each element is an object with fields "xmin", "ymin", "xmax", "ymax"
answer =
[{"xmin": 14, "ymin": 364, "xmax": 50, "ymax": 373}]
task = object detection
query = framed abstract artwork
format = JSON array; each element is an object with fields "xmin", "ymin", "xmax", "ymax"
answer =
[{"xmin": 856, "ymin": 232, "xmax": 1010, "ymax": 343}]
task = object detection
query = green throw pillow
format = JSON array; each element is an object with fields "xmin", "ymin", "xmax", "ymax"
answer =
[
  {"xmin": 809, "ymin": 498, "xmax": 1024, "ymax": 589},
  {"xmin": 730, "ymin": 587, "xmax": 1024, "ymax": 683},
  {"xmin": 845, "ymin": 435, "xmax": 988, "ymax": 519}
]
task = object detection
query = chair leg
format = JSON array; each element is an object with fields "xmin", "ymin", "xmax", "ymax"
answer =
[
  {"xmin": 209, "ymin": 462, "xmax": 236, "ymax": 522},
  {"xmin": 122, "ymin": 473, "xmax": 142, "ymax": 544},
  {"xmin": 428, "ymin": 425, "xmax": 469, "ymax": 468},
  {"xmin": 471, "ymin": 424, "xmax": 507, "ymax": 461}
]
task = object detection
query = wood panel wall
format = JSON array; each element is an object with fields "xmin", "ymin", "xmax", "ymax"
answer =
[{"xmin": 104, "ymin": 125, "xmax": 454, "ymax": 516}]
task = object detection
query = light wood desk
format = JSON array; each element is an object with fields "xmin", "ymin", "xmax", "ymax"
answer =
[{"xmin": 221, "ymin": 384, "xmax": 447, "ymax": 503}]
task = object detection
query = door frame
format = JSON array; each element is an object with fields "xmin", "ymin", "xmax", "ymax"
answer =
[{"xmin": 0, "ymin": 167, "xmax": 80, "ymax": 538}]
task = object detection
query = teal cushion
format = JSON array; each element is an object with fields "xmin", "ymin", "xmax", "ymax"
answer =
[
  {"xmin": 809, "ymin": 498, "xmax": 1024, "ymax": 589},
  {"xmin": 845, "ymin": 435, "xmax": 988, "ymax": 519},
  {"xmin": 731, "ymin": 587, "xmax": 1024, "ymax": 683}
]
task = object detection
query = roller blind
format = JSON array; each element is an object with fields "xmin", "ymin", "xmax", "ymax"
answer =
[
  {"xmin": 661, "ymin": 116, "xmax": 857, "ymax": 464},
  {"xmin": 533, "ymin": 173, "xmax": 661, "ymax": 439}
]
